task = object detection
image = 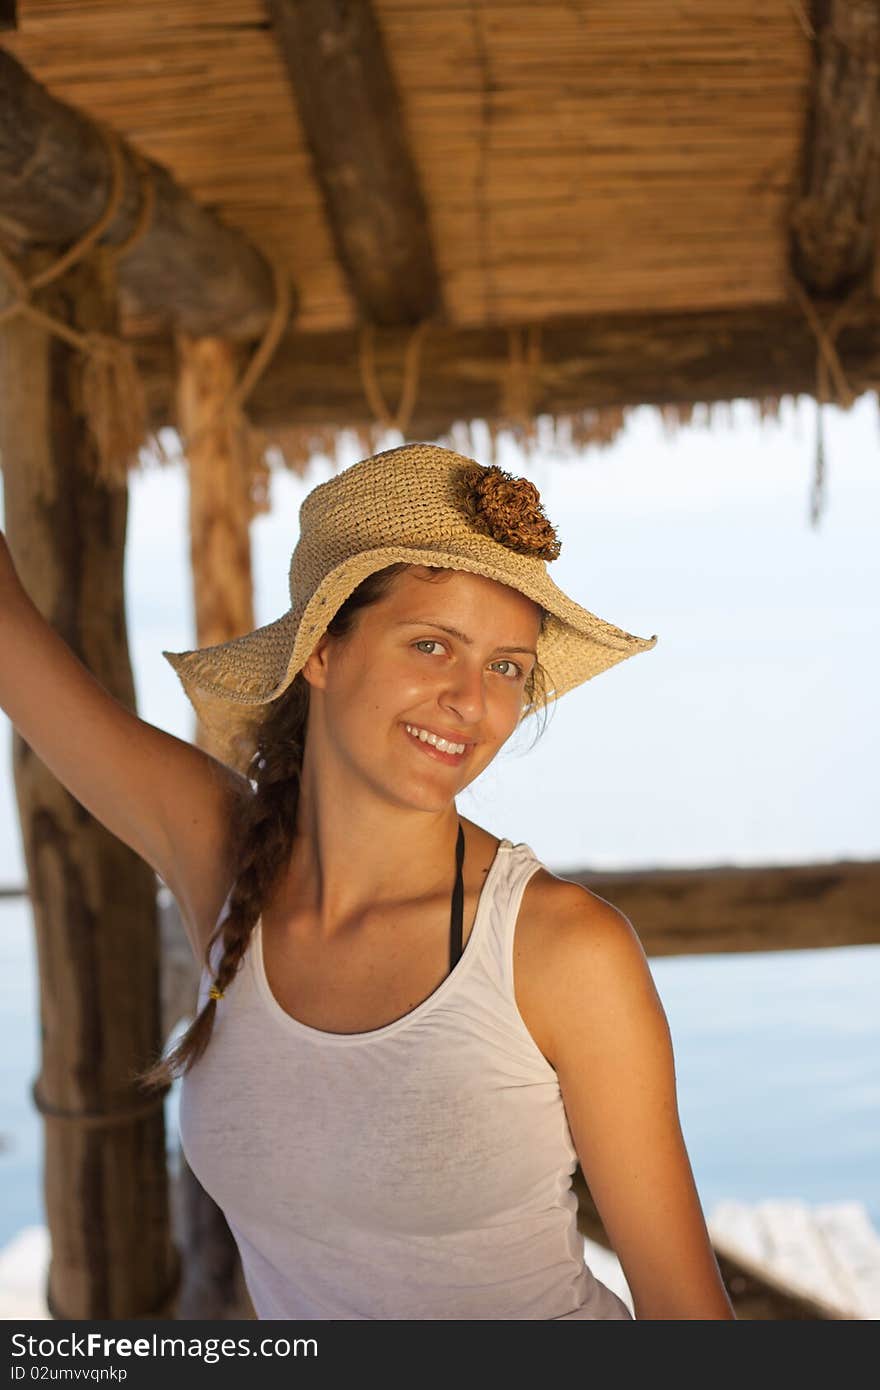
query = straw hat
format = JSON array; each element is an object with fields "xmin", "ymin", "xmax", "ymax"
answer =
[{"xmin": 163, "ymin": 442, "xmax": 658, "ymax": 772}]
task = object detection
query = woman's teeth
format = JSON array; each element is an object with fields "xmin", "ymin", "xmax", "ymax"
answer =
[{"xmin": 405, "ymin": 724, "xmax": 466, "ymax": 755}]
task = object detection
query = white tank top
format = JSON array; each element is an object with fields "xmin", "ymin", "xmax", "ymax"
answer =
[{"xmin": 178, "ymin": 837, "xmax": 633, "ymax": 1320}]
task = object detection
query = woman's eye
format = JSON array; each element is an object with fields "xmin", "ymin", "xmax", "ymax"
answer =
[{"xmin": 412, "ymin": 641, "xmax": 522, "ymax": 679}]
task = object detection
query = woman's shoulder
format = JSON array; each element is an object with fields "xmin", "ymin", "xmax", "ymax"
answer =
[
  {"xmin": 517, "ymin": 858, "xmax": 625, "ymax": 955},
  {"xmin": 514, "ymin": 859, "xmax": 643, "ymax": 1069}
]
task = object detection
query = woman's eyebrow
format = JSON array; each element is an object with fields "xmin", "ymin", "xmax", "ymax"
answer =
[{"xmin": 394, "ymin": 619, "xmax": 537, "ymax": 657}]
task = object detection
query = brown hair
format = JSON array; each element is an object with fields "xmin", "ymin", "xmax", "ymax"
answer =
[{"xmin": 135, "ymin": 563, "xmax": 552, "ymax": 1093}]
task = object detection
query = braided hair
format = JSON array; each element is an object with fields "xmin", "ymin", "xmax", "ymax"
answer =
[{"xmin": 136, "ymin": 563, "xmax": 551, "ymax": 1092}]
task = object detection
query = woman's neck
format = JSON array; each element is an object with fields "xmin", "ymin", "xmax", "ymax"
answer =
[{"xmin": 287, "ymin": 794, "xmax": 463, "ymax": 935}]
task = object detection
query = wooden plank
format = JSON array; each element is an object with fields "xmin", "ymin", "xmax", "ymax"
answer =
[
  {"xmin": 812, "ymin": 1203, "xmax": 880, "ymax": 1319},
  {"xmin": 266, "ymin": 0, "xmax": 442, "ymax": 326},
  {"xmin": 709, "ymin": 1199, "xmax": 880, "ymax": 1320},
  {"xmin": 0, "ymin": 49, "xmax": 287, "ymax": 339}
]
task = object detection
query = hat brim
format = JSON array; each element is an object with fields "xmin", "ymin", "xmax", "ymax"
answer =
[{"xmin": 164, "ymin": 547, "xmax": 657, "ymax": 771}]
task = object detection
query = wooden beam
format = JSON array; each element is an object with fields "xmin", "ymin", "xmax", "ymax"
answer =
[
  {"xmin": 11, "ymin": 854, "xmax": 880, "ymax": 958},
  {"xmin": 266, "ymin": 0, "xmax": 442, "ymax": 326},
  {"xmin": 0, "ymin": 49, "xmax": 289, "ymax": 339},
  {"xmin": 564, "ymin": 857, "xmax": 879, "ymax": 957},
  {"xmin": 791, "ymin": 0, "xmax": 880, "ymax": 295},
  {"xmin": 135, "ymin": 299, "xmax": 880, "ymax": 436}
]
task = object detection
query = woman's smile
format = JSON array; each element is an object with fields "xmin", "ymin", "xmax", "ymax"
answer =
[{"xmin": 400, "ymin": 721, "xmax": 472, "ymax": 766}]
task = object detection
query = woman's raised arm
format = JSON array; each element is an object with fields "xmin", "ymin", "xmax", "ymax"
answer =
[{"xmin": 0, "ymin": 528, "xmax": 250, "ymax": 954}]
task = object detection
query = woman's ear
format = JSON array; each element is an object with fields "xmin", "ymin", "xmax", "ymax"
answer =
[{"xmin": 301, "ymin": 632, "xmax": 332, "ymax": 689}]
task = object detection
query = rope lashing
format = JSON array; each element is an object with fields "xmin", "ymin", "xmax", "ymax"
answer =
[
  {"xmin": 32, "ymin": 1076, "xmax": 171, "ymax": 1131},
  {"xmin": 789, "ymin": 276, "xmax": 861, "ymax": 411},
  {"xmin": 0, "ymin": 120, "xmax": 148, "ymax": 321},
  {"xmin": 0, "ymin": 122, "xmax": 155, "ymax": 484},
  {"xmin": 788, "ymin": 276, "xmax": 865, "ymax": 528},
  {"xmin": 358, "ymin": 316, "xmax": 432, "ymax": 436},
  {"xmin": 175, "ymin": 255, "xmax": 294, "ymax": 447}
]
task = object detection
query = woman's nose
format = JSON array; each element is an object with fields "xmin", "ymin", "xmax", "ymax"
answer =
[{"xmin": 439, "ymin": 662, "xmax": 488, "ymax": 721}]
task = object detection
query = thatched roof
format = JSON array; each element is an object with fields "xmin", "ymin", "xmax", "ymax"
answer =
[{"xmin": 2, "ymin": 1, "xmax": 880, "ymax": 467}]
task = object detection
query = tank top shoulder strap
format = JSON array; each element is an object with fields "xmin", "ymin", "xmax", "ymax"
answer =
[
  {"xmin": 490, "ymin": 838, "xmax": 544, "ymax": 917},
  {"xmin": 481, "ymin": 840, "xmax": 545, "ymax": 995}
]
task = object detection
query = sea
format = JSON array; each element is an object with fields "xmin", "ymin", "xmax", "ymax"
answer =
[{"xmin": 1, "ymin": 895, "xmax": 878, "ymax": 1251}]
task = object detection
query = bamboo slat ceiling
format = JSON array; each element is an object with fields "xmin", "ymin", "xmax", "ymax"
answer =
[{"xmin": 5, "ymin": 0, "xmax": 814, "ymax": 335}]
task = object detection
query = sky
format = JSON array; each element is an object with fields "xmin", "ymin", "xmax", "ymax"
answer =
[{"xmin": 1, "ymin": 394, "xmax": 878, "ymax": 885}]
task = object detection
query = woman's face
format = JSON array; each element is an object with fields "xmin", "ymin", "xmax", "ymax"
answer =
[{"xmin": 303, "ymin": 567, "xmax": 543, "ymax": 808}]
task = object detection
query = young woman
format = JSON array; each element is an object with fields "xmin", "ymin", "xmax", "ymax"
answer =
[{"xmin": 0, "ymin": 442, "xmax": 735, "ymax": 1319}]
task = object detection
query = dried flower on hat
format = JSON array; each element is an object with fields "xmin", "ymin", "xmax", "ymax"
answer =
[{"xmin": 455, "ymin": 463, "xmax": 562, "ymax": 560}]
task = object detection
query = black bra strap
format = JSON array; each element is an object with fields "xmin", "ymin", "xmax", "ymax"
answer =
[{"xmin": 449, "ymin": 819, "xmax": 465, "ymax": 971}]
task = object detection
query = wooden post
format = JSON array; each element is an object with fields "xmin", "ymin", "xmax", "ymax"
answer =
[
  {"xmin": 176, "ymin": 336, "xmax": 258, "ymax": 666},
  {"xmin": 170, "ymin": 335, "xmax": 260, "ymax": 1319},
  {"xmin": 0, "ymin": 251, "xmax": 178, "ymax": 1319}
]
